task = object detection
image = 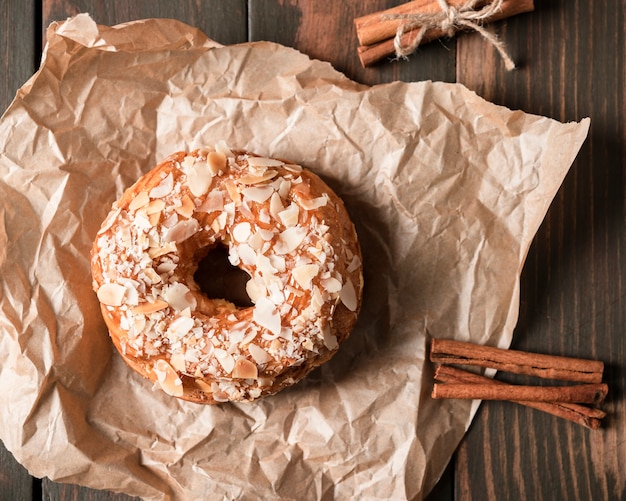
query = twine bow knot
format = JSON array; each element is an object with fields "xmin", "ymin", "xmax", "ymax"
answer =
[{"xmin": 385, "ymin": 0, "xmax": 516, "ymax": 70}]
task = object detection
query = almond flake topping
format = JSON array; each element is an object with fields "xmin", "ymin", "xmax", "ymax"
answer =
[
  {"xmin": 239, "ymin": 171, "xmax": 278, "ymax": 185},
  {"xmin": 215, "ymin": 350, "xmax": 235, "ymax": 374},
  {"xmin": 269, "ymin": 192, "xmax": 285, "ymax": 221},
  {"xmin": 321, "ymin": 276, "xmax": 342, "ymax": 293},
  {"xmin": 299, "ymin": 195, "xmax": 329, "ymax": 210},
  {"xmin": 292, "ymin": 264, "xmax": 319, "ymax": 289},
  {"xmin": 253, "ymin": 297, "xmax": 282, "ymax": 336},
  {"xmin": 241, "ymin": 186, "xmax": 274, "ymax": 203},
  {"xmin": 247, "ymin": 156, "xmax": 284, "ymax": 168},
  {"xmin": 278, "ymin": 203, "xmax": 299, "ymax": 227},
  {"xmin": 207, "ymin": 151, "xmax": 227, "ymax": 175},
  {"xmin": 232, "ymin": 222, "xmax": 252, "ymax": 243},
  {"xmin": 132, "ymin": 300, "xmax": 169, "ymax": 314},
  {"xmin": 248, "ymin": 343, "xmax": 272, "ymax": 364},
  {"xmin": 154, "ymin": 359, "xmax": 184, "ymax": 397},
  {"xmin": 97, "ymin": 283, "xmax": 126, "ymax": 306},
  {"xmin": 188, "ymin": 160, "xmax": 214, "ymax": 197},
  {"xmin": 231, "ymin": 358, "xmax": 258, "ymax": 379},
  {"xmin": 174, "ymin": 194, "xmax": 195, "ymax": 218},
  {"xmin": 163, "ymin": 283, "xmax": 196, "ymax": 311},
  {"xmin": 340, "ymin": 278, "xmax": 358, "ymax": 311},
  {"xmin": 129, "ymin": 191, "xmax": 150, "ymax": 212},
  {"xmin": 164, "ymin": 219, "xmax": 199, "ymax": 243},
  {"xmin": 275, "ymin": 226, "xmax": 307, "ymax": 254},
  {"xmin": 149, "ymin": 173, "xmax": 174, "ymax": 199}
]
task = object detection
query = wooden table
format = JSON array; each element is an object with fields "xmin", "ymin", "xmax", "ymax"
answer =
[{"xmin": 1, "ymin": 1, "xmax": 623, "ymax": 499}]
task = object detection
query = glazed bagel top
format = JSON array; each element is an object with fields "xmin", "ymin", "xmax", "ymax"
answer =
[{"xmin": 91, "ymin": 143, "xmax": 363, "ymax": 403}]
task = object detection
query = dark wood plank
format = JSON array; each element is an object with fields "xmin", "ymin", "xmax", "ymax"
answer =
[
  {"xmin": 41, "ymin": 480, "xmax": 141, "ymax": 501},
  {"xmin": 248, "ymin": 0, "xmax": 456, "ymax": 86},
  {"xmin": 0, "ymin": 0, "xmax": 38, "ymax": 110},
  {"xmin": 42, "ymin": 0, "xmax": 248, "ymax": 46},
  {"xmin": 0, "ymin": 0, "xmax": 38, "ymax": 499},
  {"xmin": 454, "ymin": 0, "xmax": 625, "ymax": 499},
  {"xmin": 0, "ymin": 442, "xmax": 34, "ymax": 501}
]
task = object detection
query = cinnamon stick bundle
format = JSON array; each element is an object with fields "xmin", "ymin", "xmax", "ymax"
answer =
[
  {"xmin": 430, "ymin": 339, "xmax": 607, "ymax": 428},
  {"xmin": 430, "ymin": 339, "xmax": 604, "ymax": 383},
  {"xmin": 435, "ymin": 365, "xmax": 606, "ymax": 429},
  {"xmin": 354, "ymin": 0, "xmax": 535, "ymax": 67}
]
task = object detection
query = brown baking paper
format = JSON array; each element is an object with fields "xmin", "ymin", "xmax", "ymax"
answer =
[{"xmin": 0, "ymin": 13, "xmax": 589, "ymax": 501}]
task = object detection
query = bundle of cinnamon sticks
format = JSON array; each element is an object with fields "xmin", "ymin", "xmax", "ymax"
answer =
[
  {"xmin": 354, "ymin": 0, "xmax": 535, "ymax": 67},
  {"xmin": 430, "ymin": 339, "xmax": 608, "ymax": 429}
]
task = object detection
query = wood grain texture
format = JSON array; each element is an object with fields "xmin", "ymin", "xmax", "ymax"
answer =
[
  {"xmin": 455, "ymin": 0, "xmax": 625, "ymax": 499},
  {"xmin": 0, "ymin": 2, "xmax": 39, "ymax": 499},
  {"xmin": 0, "ymin": 0, "xmax": 37, "ymax": 112},
  {"xmin": 42, "ymin": 0, "xmax": 248, "ymax": 46},
  {"xmin": 0, "ymin": 0, "xmax": 622, "ymax": 500}
]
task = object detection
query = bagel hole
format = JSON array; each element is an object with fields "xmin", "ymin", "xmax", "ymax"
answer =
[{"xmin": 194, "ymin": 245, "xmax": 254, "ymax": 308}]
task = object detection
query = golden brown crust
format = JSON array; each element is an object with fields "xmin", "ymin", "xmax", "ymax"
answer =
[{"xmin": 91, "ymin": 145, "xmax": 363, "ymax": 404}]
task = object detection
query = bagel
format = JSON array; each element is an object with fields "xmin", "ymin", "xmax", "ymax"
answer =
[{"xmin": 91, "ymin": 143, "xmax": 363, "ymax": 404}]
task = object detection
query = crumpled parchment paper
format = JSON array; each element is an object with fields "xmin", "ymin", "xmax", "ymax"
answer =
[{"xmin": 0, "ymin": 13, "xmax": 589, "ymax": 501}]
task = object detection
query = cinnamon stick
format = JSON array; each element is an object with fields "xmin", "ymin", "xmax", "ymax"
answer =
[
  {"xmin": 435, "ymin": 365, "xmax": 606, "ymax": 429},
  {"xmin": 430, "ymin": 339, "xmax": 604, "ymax": 383},
  {"xmin": 432, "ymin": 382, "xmax": 608, "ymax": 405},
  {"xmin": 354, "ymin": 0, "xmax": 534, "ymax": 67},
  {"xmin": 355, "ymin": 0, "xmax": 533, "ymax": 46}
]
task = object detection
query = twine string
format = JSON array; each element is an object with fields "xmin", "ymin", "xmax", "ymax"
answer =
[{"xmin": 384, "ymin": 0, "xmax": 516, "ymax": 70}]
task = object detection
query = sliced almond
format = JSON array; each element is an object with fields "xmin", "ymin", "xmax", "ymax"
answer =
[
  {"xmin": 175, "ymin": 194, "xmax": 195, "ymax": 218},
  {"xmin": 231, "ymin": 358, "xmax": 258, "ymax": 379},
  {"xmin": 278, "ymin": 203, "xmax": 299, "ymax": 227},
  {"xmin": 131, "ymin": 300, "xmax": 169, "ymax": 314},
  {"xmin": 269, "ymin": 192, "xmax": 285, "ymax": 221},
  {"xmin": 163, "ymin": 282, "xmax": 196, "ymax": 311},
  {"xmin": 246, "ymin": 156, "xmax": 283, "ymax": 168},
  {"xmin": 232, "ymin": 222, "xmax": 252, "ymax": 243},
  {"xmin": 224, "ymin": 179, "xmax": 241, "ymax": 205},
  {"xmin": 241, "ymin": 185, "xmax": 274, "ymax": 203},
  {"xmin": 154, "ymin": 359, "xmax": 184, "ymax": 397},
  {"xmin": 239, "ymin": 171, "xmax": 278, "ymax": 185},
  {"xmin": 97, "ymin": 283, "xmax": 126, "ymax": 306},
  {"xmin": 246, "ymin": 278, "xmax": 266, "ymax": 303},
  {"xmin": 167, "ymin": 316, "xmax": 195, "ymax": 339},
  {"xmin": 148, "ymin": 212, "xmax": 161, "ymax": 226},
  {"xmin": 347, "ymin": 254, "xmax": 362, "ymax": 273},
  {"xmin": 274, "ymin": 226, "xmax": 307, "ymax": 255},
  {"xmin": 163, "ymin": 219, "xmax": 199, "ymax": 243},
  {"xmin": 292, "ymin": 264, "xmax": 319, "ymax": 289},
  {"xmin": 253, "ymin": 297, "xmax": 282, "ymax": 336},
  {"xmin": 215, "ymin": 351, "xmax": 235, "ymax": 374},
  {"xmin": 188, "ymin": 161, "xmax": 213, "ymax": 197},
  {"xmin": 195, "ymin": 379, "xmax": 212, "ymax": 392},
  {"xmin": 298, "ymin": 195, "xmax": 328, "ymax": 210},
  {"xmin": 340, "ymin": 278, "xmax": 358, "ymax": 311},
  {"xmin": 283, "ymin": 163, "xmax": 303, "ymax": 173},
  {"xmin": 128, "ymin": 191, "xmax": 150, "ymax": 212},
  {"xmin": 321, "ymin": 277, "xmax": 342, "ymax": 293},
  {"xmin": 197, "ymin": 190, "xmax": 224, "ymax": 213},
  {"xmin": 248, "ymin": 343, "xmax": 272, "ymax": 364},
  {"xmin": 322, "ymin": 323, "xmax": 339, "ymax": 350},
  {"xmin": 170, "ymin": 352, "xmax": 187, "ymax": 372},
  {"xmin": 148, "ymin": 241, "xmax": 177, "ymax": 259},
  {"xmin": 149, "ymin": 173, "xmax": 174, "ymax": 199},
  {"xmin": 207, "ymin": 151, "xmax": 227, "ymax": 175}
]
